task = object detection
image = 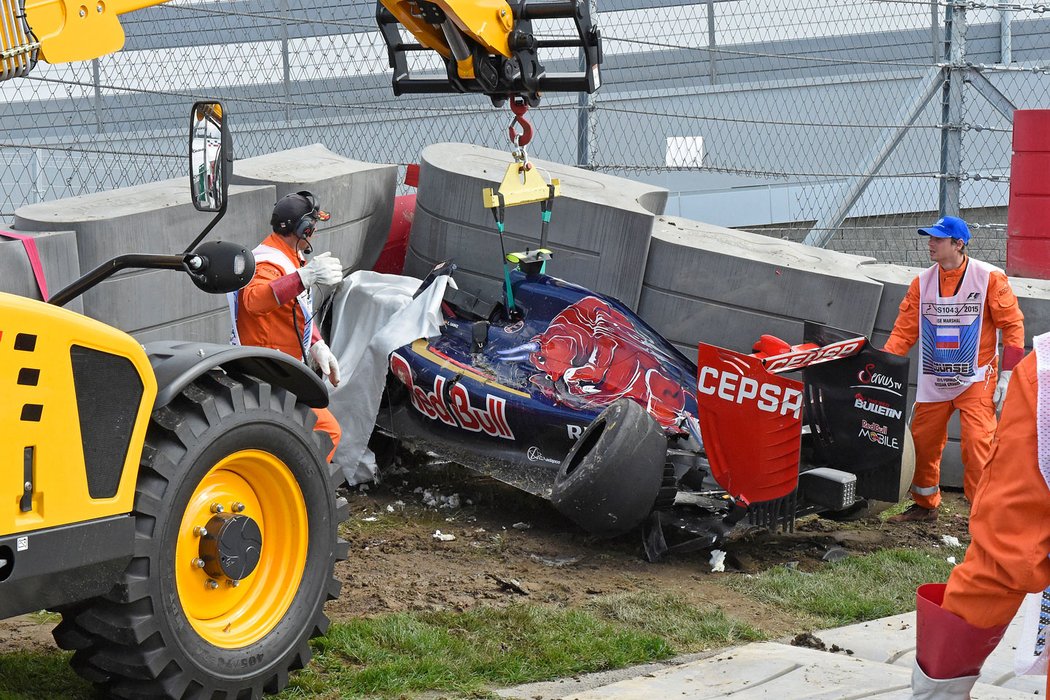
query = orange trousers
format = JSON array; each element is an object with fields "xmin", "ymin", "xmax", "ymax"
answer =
[
  {"xmin": 313, "ymin": 407, "xmax": 341, "ymax": 463},
  {"xmin": 909, "ymin": 370, "xmax": 997, "ymax": 508}
]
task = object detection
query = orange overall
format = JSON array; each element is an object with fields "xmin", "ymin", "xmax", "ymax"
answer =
[
  {"xmin": 940, "ymin": 351, "xmax": 1050, "ymax": 693},
  {"xmin": 236, "ymin": 233, "xmax": 342, "ymax": 459},
  {"xmin": 884, "ymin": 257, "xmax": 1024, "ymax": 507}
]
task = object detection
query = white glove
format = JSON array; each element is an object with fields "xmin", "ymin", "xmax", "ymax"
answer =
[
  {"xmin": 297, "ymin": 251, "xmax": 343, "ymax": 287},
  {"xmin": 309, "ymin": 340, "xmax": 341, "ymax": 387},
  {"xmin": 993, "ymin": 370, "xmax": 1011, "ymax": 413}
]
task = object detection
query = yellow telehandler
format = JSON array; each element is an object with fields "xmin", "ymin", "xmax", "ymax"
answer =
[{"xmin": 0, "ymin": 102, "xmax": 347, "ymax": 699}]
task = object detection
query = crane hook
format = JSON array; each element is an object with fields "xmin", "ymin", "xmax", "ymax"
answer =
[{"xmin": 507, "ymin": 96, "xmax": 533, "ymax": 148}]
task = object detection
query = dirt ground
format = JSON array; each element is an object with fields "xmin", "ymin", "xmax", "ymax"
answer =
[
  {"xmin": 0, "ymin": 460, "xmax": 973, "ymax": 656},
  {"xmin": 328, "ymin": 462, "xmax": 971, "ymax": 625}
]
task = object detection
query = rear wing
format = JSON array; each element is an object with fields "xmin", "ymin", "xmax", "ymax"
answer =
[{"xmin": 695, "ymin": 321, "xmax": 909, "ymax": 505}]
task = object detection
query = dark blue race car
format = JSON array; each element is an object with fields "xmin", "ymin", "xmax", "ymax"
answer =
[{"xmin": 373, "ymin": 260, "xmax": 913, "ymax": 560}]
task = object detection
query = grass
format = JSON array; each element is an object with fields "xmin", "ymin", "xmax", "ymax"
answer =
[
  {"xmin": 728, "ymin": 547, "xmax": 962, "ymax": 627},
  {"xmin": 0, "ymin": 652, "xmax": 94, "ymax": 700},
  {"xmin": 279, "ymin": 601, "xmax": 679, "ymax": 698}
]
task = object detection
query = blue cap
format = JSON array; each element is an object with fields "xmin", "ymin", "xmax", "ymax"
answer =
[{"xmin": 918, "ymin": 216, "xmax": 970, "ymax": 244}]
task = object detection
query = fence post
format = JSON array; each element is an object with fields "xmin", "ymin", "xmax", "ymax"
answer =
[
  {"xmin": 282, "ymin": 0, "xmax": 291, "ymax": 122},
  {"xmin": 707, "ymin": 0, "xmax": 717, "ymax": 85},
  {"xmin": 1000, "ymin": 7, "xmax": 1012, "ymax": 64},
  {"xmin": 576, "ymin": 0, "xmax": 597, "ymax": 167},
  {"xmin": 938, "ymin": 2, "xmax": 965, "ymax": 218},
  {"xmin": 93, "ymin": 59, "xmax": 102, "ymax": 134}
]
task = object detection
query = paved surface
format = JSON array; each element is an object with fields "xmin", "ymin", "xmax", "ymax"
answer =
[{"xmin": 497, "ymin": 608, "xmax": 1042, "ymax": 699}]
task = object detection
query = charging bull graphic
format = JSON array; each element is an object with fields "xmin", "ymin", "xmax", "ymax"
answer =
[{"xmin": 498, "ymin": 296, "xmax": 688, "ymax": 428}]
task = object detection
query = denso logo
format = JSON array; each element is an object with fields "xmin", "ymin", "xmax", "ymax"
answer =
[
  {"xmin": 763, "ymin": 338, "xmax": 864, "ymax": 373},
  {"xmin": 390, "ymin": 353, "xmax": 515, "ymax": 440},
  {"xmin": 697, "ymin": 367, "xmax": 803, "ymax": 419}
]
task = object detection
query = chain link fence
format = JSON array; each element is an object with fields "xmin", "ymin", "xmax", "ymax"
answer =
[{"xmin": 3, "ymin": 1, "xmax": 1050, "ymax": 266}]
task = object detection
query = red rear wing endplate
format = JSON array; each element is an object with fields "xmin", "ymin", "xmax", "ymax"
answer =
[{"xmin": 695, "ymin": 343, "xmax": 805, "ymax": 504}]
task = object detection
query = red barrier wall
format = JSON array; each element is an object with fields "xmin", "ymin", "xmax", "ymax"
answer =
[
  {"xmin": 1006, "ymin": 109, "xmax": 1050, "ymax": 278},
  {"xmin": 372, "ymin": 193, "xmax": 414, "ymax": 275}
]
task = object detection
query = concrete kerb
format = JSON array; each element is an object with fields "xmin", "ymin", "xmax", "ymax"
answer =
[{"xmin": 495, "ymin": 607, "xmax": 1041, "ymax": 699}]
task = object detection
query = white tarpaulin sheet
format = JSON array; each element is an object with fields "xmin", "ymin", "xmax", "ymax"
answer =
[{"xmin": 326, "ymin": 270, "xmax": 450, "ymax": 485}]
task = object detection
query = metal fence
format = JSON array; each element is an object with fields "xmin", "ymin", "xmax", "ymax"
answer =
[{"xmin": 3, "ymin": 0, "xmax": 1050, "ymax": 264}]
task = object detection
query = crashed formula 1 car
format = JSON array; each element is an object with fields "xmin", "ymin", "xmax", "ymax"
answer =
[{"xmin": 370, "ymin": 256, "xmax": 913, "ymax": 561}]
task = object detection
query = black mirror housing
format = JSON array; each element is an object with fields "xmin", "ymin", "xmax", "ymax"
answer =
[{"xmin": 186, "ymin": 241, "xmax": 255, "ymax": 294}]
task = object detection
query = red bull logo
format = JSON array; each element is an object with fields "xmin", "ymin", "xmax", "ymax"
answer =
[
  {"xmin": 498, "ymin": 296, "xmax": 686, "ymax": 429},
  {"xmin": 390, "ymin": 352, "xmax": 514, "ymax": 440}
]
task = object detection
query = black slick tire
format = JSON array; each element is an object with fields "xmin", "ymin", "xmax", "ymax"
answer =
[{"xmin": 550, "ymin": 398, "xmax": 667, "ymax": 537}]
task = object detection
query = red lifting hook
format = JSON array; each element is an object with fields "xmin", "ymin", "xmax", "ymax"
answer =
[{"xmin": 508, "ymin": 97, "xmax": 533, "ymax": 148}]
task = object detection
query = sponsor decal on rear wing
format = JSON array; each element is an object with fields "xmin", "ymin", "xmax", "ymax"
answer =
[{"xmin": 758, "ymin": 336, "xmax": 867, "ymax": 374}]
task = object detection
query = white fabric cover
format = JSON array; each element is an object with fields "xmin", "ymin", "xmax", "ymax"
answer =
[{"xmin": 325, "ymin": 270, "xmax": 450, "ymax": 485}]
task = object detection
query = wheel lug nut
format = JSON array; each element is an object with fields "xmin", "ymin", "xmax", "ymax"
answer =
[
  {"xmin": 193, "ymin": 526, "xmax": 208, "ymax": 537},
  {"xmin": 206, "ymin": 579, "xmax": 219, "ymax": 589},
  {"xmin": 227, "ymin": 579, "xmax": 240, "ymax": 588},
  {"xmin": 211, "ymin": 503, "xmax": 224, "ymax": 513},
  {"xmin": 231, "ymin": 502, "xmax": 245, "ymax": 513},
  {"xmin": 192, "ymin": 558, "xmax": 206, "ymax": 569}
]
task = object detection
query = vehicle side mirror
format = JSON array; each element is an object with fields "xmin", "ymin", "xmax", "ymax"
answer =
[
  {"xmin": 189, "ymin": 101, "xmax": 231, "ymax": 213},
  {"xmin": 186, "ymin": 241, "xmax": 255, "ymax": 294}
]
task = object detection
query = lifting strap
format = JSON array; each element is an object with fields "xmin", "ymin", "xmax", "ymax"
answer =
[{"xmin": 1, "ymin": 230, "xmax": 49, "ymax": 300}]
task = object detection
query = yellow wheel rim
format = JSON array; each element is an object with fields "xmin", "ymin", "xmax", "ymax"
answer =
[{"xmin": 175, "ymin": 450, "xmax": 309, "ymax": 648}]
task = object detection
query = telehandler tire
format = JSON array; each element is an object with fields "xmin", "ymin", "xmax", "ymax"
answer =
[{"xmin": 52, "ymin": 370, "xmax": 348, "ymax": 699}]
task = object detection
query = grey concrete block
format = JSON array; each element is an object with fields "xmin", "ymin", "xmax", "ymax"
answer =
[
  {"xmin": 131, "ymin": 307, "xmax": 232, "ymax": 346},
  {"xmin": 0, "ymin": 230, "xmax": 83, "ymax": 313},
  {"xmin": 638, "ymin": 216, "xmax": 884, "ymax": 356},
  {"xmin": 14, "ymin": 182, "xmax": 273, "ymax": 336},
  {"xmin": 407, "ymin": 142, "xmax": 668, "ymax": 310},
  {"xmin": 232, "ymin": 144, "xmax": 397, "ymax": 273}
]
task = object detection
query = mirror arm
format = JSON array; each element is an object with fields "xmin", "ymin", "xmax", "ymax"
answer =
[
  {"xmin": 49, "ymin": 253, "xmax": 191, "ymax": 307},
  {"xmin": 183, "ymin": 196, "xmax": 228, "ymax": 254}
]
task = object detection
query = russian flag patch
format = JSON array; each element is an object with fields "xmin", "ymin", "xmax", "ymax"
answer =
[{"xmin": 935, "ymin": 326, "xmax": 960, "ymax": 350}]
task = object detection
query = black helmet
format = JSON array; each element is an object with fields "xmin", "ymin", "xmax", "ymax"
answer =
[{"xmin": 270, "ymin": 190, "xmax": 330, "ymax": 239}]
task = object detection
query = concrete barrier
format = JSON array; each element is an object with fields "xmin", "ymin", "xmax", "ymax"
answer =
[
  {"xmin": 9, "ymin": 144, "xmax": 398, "ymax": 344},
  {"xmin": 640, "ymin": 216, "xmax": 883, "ymax": 357},
  {"xmin": 0, "ymin": 230, "xmax": 83, "ymax": 313},
  {"xmin": 231, "ymin": 144, "xmax": 397, "ymax": 273},
  {"xmin": 407, "ymin": 142, "xmax": 668, "ymax": 309},
  {"xmin": 13, "ymin": 181, "xmax": 274, "ymax": 342}
]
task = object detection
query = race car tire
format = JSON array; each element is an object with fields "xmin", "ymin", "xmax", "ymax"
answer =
[
  {"xmin": 52, "ymin": 370, "xmax": 348, "ymax": 699},
  {"xmin": 551, "ymin": 399, "xmax": 667, "ymax": 537}
]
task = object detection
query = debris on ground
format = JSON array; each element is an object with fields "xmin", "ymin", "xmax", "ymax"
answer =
[
  {"xmin": 941, "ymin": 534, "xmax": 961, "ymax": 547},
  {"xmin": 528, "ymin": 554, "xmax": 579, "ymax": 568},
  {"xmin": 709, "ymin": 549, "xmax": 726, "ymax": 572},
  {"xmin": 821, "ymin": 546, "xmax": 849, "ymax": 563},
  {"xmin": 432, "ymin": 530, "xmax": 456, "ymax": 542},
  {"xmin": 790, "ymin": 632, "xmax": 853, "ymax": 655},
  {"xmin": 488, "ymin": 573, "xmax": 529, "ymax": 595},
  {"xmin": 512, "ymin": 522, "xmax": 532, "ymax": 530}
]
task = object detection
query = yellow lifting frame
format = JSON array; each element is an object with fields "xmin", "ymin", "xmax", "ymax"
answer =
[{"xmin": 482, "ymin": 160, "xmax": 560, "ymax": 210}]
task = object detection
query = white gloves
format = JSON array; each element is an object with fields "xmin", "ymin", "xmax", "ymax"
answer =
[
  {"xmin": 993, "ymin": 370, "xmax": 1011, "ymax": 413},
  {"xmin": 297, "ymin": 251, "xmax": 343, "ymax": 287},
  {"xmin": 309, "ymin": 339, "xmax": 340, "ymax": 387}
]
